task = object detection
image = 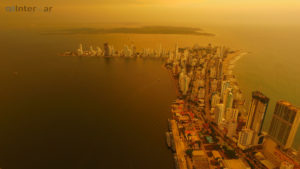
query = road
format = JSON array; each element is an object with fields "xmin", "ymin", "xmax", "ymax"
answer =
[{"xmin": 170, "ymin": 120, "xmax": 188, "ymax": 169}]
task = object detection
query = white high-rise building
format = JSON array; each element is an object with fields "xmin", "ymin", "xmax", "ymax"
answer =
[
  {"xmin": 246, "ymin": 91, "xmax": 269, "ymax": 145},
  {"xmin": 174, "ymin": 42, "xmax": 179, "ymax": 60},
  {"xmin": 216, "ymin": 58, "xmax": 223, "ymax": 80},
  {"xmin": 268, "ymin": 100, "xmax": 300, "ymax": 149},
  {"xmin": 109, "ymin": 45, "xmax": 114, "ymax": 56},
  {"xmin": 214, "ymin": 104, "xmax": 224, "ymax": 126},
  {"xmin": 211, "ymin": 93, "xmax": 221, "ymax": 108},
  {"xmin": 225, "ymin": 108, "xmax": 239, "ymax": 138},
  {"xmin": 223, "ymin": 88, "xmax": 234, "ymax": 110},
  {"xmin": 96, "ymin": 47, "xmax": 102, "ymax": 56},
  {"xmin": 226, "ymin": 121, "xmax": 237, "ymax": 138},
  {"xmin": 179, "ymin": 70, "xmax": 191, "ymax": 95},
  {"xmin": 123, "ymin": 45, "xmax": 132, "ymax": 57},
  {"xmin": 77, "ymin": 43, "xmax": 84, "ymax": 56},
  {"xmin": 238, "ymin": 129, "xmax": 254, "ymax": 149},
  {"xmin": 225, "ymin": 108, "xmax": 239, "ymax": 122},
  {"xmin": 131, "ymin": 44, "xmax": 137, "ymax": 56},
  {"xmin": 90, "ymin": 46, "xmax": 96, "ymax": 56},
  {"xmin": 221, "ymin": 81, "xmax": 230, "ymax": 99},
  {"xmin": 103, "ymin": 43, "xmax": 110, "ymax": 56}
]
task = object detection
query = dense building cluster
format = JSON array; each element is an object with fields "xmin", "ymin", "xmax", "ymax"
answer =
[
  {"xmin": 63, "ymin": 43, "xmax": 173, "ymax": 58},
  {"xmin": 164, "ymin": 43, "xmax": 300, "ymax": 169}
]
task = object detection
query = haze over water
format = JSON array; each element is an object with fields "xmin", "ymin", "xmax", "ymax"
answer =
[{"xmin": 0, "ymin": 31, "xmax": 180, "ymax": 169}]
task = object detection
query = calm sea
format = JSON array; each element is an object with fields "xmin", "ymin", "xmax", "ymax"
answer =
[{"xmin": 0, "ymin": 31, "xmax": 178, "ymax": 169}]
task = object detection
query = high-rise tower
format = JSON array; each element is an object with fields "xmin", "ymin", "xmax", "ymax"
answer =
[
  {"xmin": 246, "ymin": 91, "xmax": 269, "ymax": 145},
  {"xmin": 268, "ymin": 100, "xmax": 300, "ymax": 149}
]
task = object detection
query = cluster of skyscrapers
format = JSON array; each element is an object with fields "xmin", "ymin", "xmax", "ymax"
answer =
[
  {"xmin": 63, "ymin": 43, "xmax": 174, "ymax": 58},
  {"xmin": 166, "ymin": 44, "xmax": 254, "ymax": 169},
  {"xmin": 165, "ymin": 42, "xmax": 300, "ymax": 169}
]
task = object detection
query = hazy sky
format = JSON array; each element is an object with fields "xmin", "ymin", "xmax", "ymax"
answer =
[{"xmin": 1, "ymin": 0, "xmax": 300, "ymax": 29}]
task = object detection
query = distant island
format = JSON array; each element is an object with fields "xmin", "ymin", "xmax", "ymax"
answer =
[{"xmin": 44, "ymin": 26, "xmax": 215, "ymax": 36}]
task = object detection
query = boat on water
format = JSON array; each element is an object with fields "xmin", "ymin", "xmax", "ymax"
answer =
[
  {"xmin": 168, "ymin": 119, "xmax": 172, "ymax": 132},
  {"xmin": 172, "ymin": 99, "xmax": 184, "ymax": 104},
  {"xmin": 170, "ymin": 132, "xmax": 176, "ymax": 152},
  {"xmin": 166, "ymin": 132, "xmax": 171, "ymax": 148},
  {"xmin": 173, "ymin": 154, "xmax": 179, "ymax": 169}
]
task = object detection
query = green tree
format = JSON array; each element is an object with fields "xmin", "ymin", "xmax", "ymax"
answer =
[{"xmin": 185, "ymin": 149, "xmax": 193, "ymax": 158}]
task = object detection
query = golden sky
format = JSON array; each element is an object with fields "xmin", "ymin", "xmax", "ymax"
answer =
[{"xmin": 1, "ymin": 0, "xmax": 300, "ymax": 29}]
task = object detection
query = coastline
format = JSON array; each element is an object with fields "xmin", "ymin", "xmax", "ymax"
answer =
[
  {"xmin": 163, "ymin": 48, "xmax": 253, "ymax": 169},
  {"xmin": 162, "ymin": 64, "xmax": 180, "ymax": 97},
  {"xmin": 223, "ymin": 50, "xmax": 248, "ymax": 117}
]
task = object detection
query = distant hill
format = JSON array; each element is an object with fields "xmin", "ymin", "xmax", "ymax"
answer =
[{"xmin": 45, "ymin": 26, "xmax": 215, "ymax": 36}]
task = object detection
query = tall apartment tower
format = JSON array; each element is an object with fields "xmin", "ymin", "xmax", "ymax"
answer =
[
  {"xmin": 246, "ymin": 91, "xmax": 269, "ymax": 145},
  {"xmin": 223, "ymin": 87, "xmax": 234, "ymax": 111},
  {"xmin": 238, "ymin": 129, "xmax": 254, "ymax": 149},
  {"xmin": 103, "ymin": 43, "xmax": 110, "ymax": 56},
  {"xmin": 268, "ymin": 100, "xmax": 300, "ymax": 149}
]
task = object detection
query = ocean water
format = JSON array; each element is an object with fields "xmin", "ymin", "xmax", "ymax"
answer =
[
  {"xmin": 0, "ymin": 24, "xmax": 299, "ymax": 168},
  {"xmin": 0, "ymin": 31, "xmax": 178, "ymax": 169}
]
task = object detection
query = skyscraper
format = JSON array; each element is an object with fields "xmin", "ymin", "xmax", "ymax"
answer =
[
  {"xmin": 96, "ymin": 46, "xmax": 102, "ymax": 56},
  {"xmin": 216, "ymin": 58, "xmax": 223, "ymax": 80},
  {"xmin": 221, "ymin": 81, "xmax": 230, "ymax": 99},
  {"xmin": 77, "ymin": 43, "xmax": 83, "ymax": 56},
  {"xmin": 211, "ymin": 93, "xmax": 221, "ymax": 108},
  {"xmin": 225, "ymin": 108, "xmax": 239, "ymax": 122},
  {"xmin": 268, "ymin": 100, "xmax": 300, "ymax": 149},
  {"xmin": 179, "ymin": 70, "xmax": 191, "ymax": 95},
  {"xmin": 174, "ymin": 42, "xmax": 179, "ymax": 60},
  {"xmin": 223, "ymin": 88, "xmax": 234, "ymax": 110},
  {"xmin": 226, "ymin": 121, "xmax": 237, "ymax": 138},
  {"xmin": 103, "ymin": 43, "xmax": 110, "ymax": 56},
  {"xmin": 90, "ymin": 46, "xmax": 96, "ymax": 56},
  {"xmin": 214, "ymin": 104, "xmax": 224, "ymax": 126},
  {"xmin": 246, "ymin": 91, "xmax": 269, "ymax": 145},
  {"xmin": 238, "ymin": 129, "xmax": 254, "ymax": 149},
  {"xmin": 226, "ymin": 108, "xmax": 239, "ymax": 138}
]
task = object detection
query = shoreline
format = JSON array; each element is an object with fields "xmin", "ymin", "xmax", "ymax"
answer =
[
  {"xmin": 163, "ymin": 47, "xmax": 257, "ymax": 169},
  {"xmin": 161, "ymin": 64, "xmax": 180, "ymax": 97}
]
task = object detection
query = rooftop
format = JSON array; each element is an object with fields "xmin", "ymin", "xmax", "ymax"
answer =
[
  {"xmin": 223, "ymin": 159, "xmax": 251, "ymax": 169},
  {"xmin": 252, "ymin": 91, "xmax": 269, "ymax": 104}
]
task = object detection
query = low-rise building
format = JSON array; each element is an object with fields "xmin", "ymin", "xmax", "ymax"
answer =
[
  {"xmin": 192, "ymin": 150, "xmax": 209, "ymax": 169},
  {"xmin": 223, "ymin": 159, "xmax": 251, "ymax": 169}
]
